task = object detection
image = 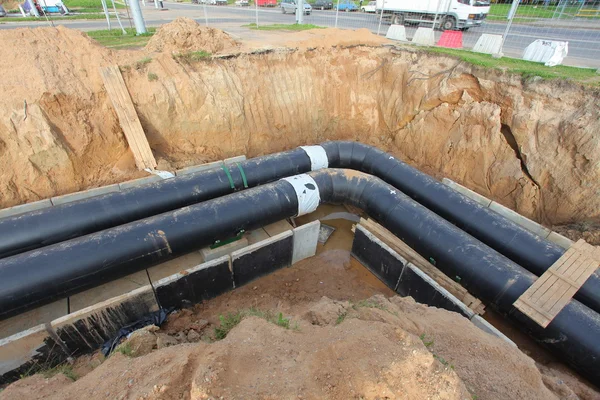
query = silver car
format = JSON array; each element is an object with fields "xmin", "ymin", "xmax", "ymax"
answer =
[{"xmin": 281, "ymin": 0, "xmax": 311, "ymax": 15}]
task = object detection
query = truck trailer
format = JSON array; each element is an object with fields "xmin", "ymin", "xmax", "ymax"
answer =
[{"xmin": 376, "ymin": 0, "xmax": 490, "ymax": 30}]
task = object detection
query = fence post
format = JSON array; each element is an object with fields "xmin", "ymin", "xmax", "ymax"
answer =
[
  {"xmin": 334, "ymin": 0, "xmax": 340, "ymax": 28},
  {"xmin": 376, "ymin": 0, "xmax": 384, "ymax": 35},
  {"xmin": 203, "ymin": 2, "xmax": 209, "ymax": 26},
  {"xmin": 497, "ymin": 0, "xmax": 519, "ymax": 57},
  {"xmin": 255, "ymin": 0, "xmax": 259, "ymax": 27}
]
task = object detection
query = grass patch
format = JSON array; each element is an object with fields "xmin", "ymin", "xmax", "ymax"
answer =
[
  {"xmin": 64, "ymin": 0, "xmax": 124, "ymax": 8},
  {"xmin": 0, "ymin": 14, "xmax": 112, "ymax": 22},
  {"xmin": 135, "ymin": 56, "xmax": 152, "ymax": 69},
  {"xmin": 173, "ymin": 50, "xmax": 212, "ymax": 63},
  {"xmin": 243, "ymin": 23, "xmax": 325, "ymax": 31},
  {"xmin": 114, "ymin": 342, "xmax": 133, "ymax": 357},
  {"xmin": 489, "ymin": 4, "xmax": 583, "ymax": 20},
  {"xmin": 422, "ymin": 46, "xmax": 600, "ymax": 86},
  {"xmin": 335, "ymin": 312, "xmax": 347, "ymax": 325},
  {"xmin": 87, "ymin": 27, "xmax": 156, "ymax": 48},
  {"xmin": 419, "ymin": 333, "xmax": 434, "ymax": 348},
  {"xmin": 41, "ymin": 363, "xmax": 78, "ymax": 381},
  {"xmin": 214, "ymin": 308, "xmax": 299, "ymax": 340},
  {"xmin": 148, "ymin": 72, "xmax": 158, "ymax": 81}
]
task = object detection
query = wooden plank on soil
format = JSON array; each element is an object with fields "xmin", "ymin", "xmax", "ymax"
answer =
[
  {"xmin": 100, "ymin": 65, "xmax": 157, "ymax": 170},
  {"xmin": 358, "ymin": 218, "xmax": 486, "ymax": 315},
  {"xmin": 514, "ymin": 239, "xmax": 600, "ymax": 328}
]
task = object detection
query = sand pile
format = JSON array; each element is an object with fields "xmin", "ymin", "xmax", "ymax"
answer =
[
  {"xmin": 145, "ymin": 17, "xmax": 238, "ymax": 54},
  {"xmin": 288, "ymin": 27, "xmax": 390, "ymax": 49}
]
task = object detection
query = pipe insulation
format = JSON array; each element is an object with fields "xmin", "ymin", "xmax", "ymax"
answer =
[
  {"xmin": 0, "ymin": 169, "xmax": 598, "ymax": 384},
  {"xmin": 0, "ymin": 141, "xmax": 597, "ymax": 313}
]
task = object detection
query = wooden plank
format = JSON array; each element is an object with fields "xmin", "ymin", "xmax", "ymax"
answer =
[
  {"xmin": 359, "ymin": 218, "xmax": 485, "ymax": 315},
  {"xmin": 514, "ymin": 239, "xmax": 599, "ymax": 327},
  {"xmin": 100, "ymin": 65, "xmax": 157, "ymax": 170}
]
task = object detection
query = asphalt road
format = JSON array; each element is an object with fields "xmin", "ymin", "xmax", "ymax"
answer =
[{"xmin": 1, "ymin": 2, "xmax": 598, "ymax": 68}]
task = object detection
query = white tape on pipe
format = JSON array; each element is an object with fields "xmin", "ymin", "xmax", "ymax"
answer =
[
  {"xmin": 282, "ymin": 174, "xmax": 320, "ymax": 216},
  {"xmin": 300, "ymin": 145, "xmax": 328, "ymax": 171}
]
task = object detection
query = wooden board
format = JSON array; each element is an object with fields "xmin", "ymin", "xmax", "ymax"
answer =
[
  {"xmin": 514, "ymin": 239, "xmax": 600, "ymax": 327},
  {"xmin": 100, "ymin": 65, "xmax": 157, "ymax": 170},
  {"xmin": 358, "ymin": 218, "xmax": 486, "ymax": 315}
]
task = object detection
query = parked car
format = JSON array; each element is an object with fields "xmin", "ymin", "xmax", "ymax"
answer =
[
  {"xmin": 313, "ymin": 0, "xmax": 333, "ymax": 10},
  {"xmin": 216, "ymin": 0, "xmax": 228, "ymax": 5},
  {"xmin": 0, "ymin": 6, "xmax": 6, "ymax": 17},
  {"xmin": 281, "ymin": 0, "xmax": 311, "ymax": 14},
  {"xmin": 360, "ymin": 0, "xmax": 376, "ymax": 12},
  {"xmin": 336, "ymin": 0, "xmax": 357, "ymax": 12},
  {"xmin": 235, "ymin": 0, "xmax": 249, "ymax": 5}
]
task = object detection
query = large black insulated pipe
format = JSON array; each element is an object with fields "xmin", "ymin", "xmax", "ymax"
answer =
[
  {"xmin": 1, "ymin": 141, "xmax": 598, "ymax": 313},
  {"xmin": 0, "ymin": 169, "xmax": 598, "ymax": 384}
]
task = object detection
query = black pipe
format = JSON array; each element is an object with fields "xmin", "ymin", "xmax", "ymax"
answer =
[
  {"xmin": 1, "ymin": 141, "xmax": 598, "ymax": 313},
  {"xmin": 0, "ymin": 169, "xmax": 598, "ymax": 384}
]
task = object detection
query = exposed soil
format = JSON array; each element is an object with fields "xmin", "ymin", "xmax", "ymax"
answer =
[{"xmin": 2, "ymin": 249, "xmax": 598, "ymax": 400}]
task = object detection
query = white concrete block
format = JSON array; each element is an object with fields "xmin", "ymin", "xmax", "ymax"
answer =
[
  {"xmin": 147, "ymin": 251, "xmax": 206, "ymax": 283},
  {"xmin": 471, "ymin": 315, "xmax": 517, "ymax": 347},
  {"xmin": 201, "ymin": 237, "xmax": 249, "ymax": 262},
  {"xmin": 118, "ymin": 174, "xmax": 163, "ymax": 190},
  {"xmin": 411, "ymin": 27, "xmax": 435, "ymax": 46},
  {"xmin": 175, "ymin": 160, "xmax": 223, "ymax": 176},
  {"xmin": 0, "ymin": 298, "xmax": 68, "ymax": 340},
  {"xmin": 292, "ymin": 220, "xmax": 320, "ymax": 264},
  {"xmin": 231, "ymin": 231, "xmax": 293, "ymax": 261},
  {"xmin": 386, "ymin": 24, "xmax": 407, "ymax": 41},
  {"xmin": 246, "ymin": 228, "xmax": 270, "ymax": 245},
  {"xmin": 0, "ymin": 324, "xmax": 51, "ymax": 376},
  {"xmin": 547, "ymin": 231, "xmax": 574, "ymax": 250},
  {"xmin": 51, "ymin": 184, "xmax": 120, "ymax": 205},
  {"xmin": 472, "ymin": 33, "xmax": 503, "ymax": 55},
  {"xmin": 0, "ymin": 199, "xmax": 52, "ymax": 219},
  {"xmin": 264, "ymin": 219, "xmax": 294, "ymax": 237},
  {"xmin": 442, "ymin": 178, "xmax": 492, "ymax": 208},
  {"xmin": 489, "ymin": 201, "xmax": 551, "ymax": 239},
  {"xmin": 224, "ymin": 155, "xmax": 247, "ymax": 165}
]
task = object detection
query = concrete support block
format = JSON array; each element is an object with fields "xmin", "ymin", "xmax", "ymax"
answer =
[
  {"xmin": 118, "ymin": 174, "xmax": 163, "ymax": 190},
  {"xmin": 231, "ymin": 231, "xmax": 293, "ymax": 287},
  {"xmin": 292, "ymin": 221, "xmax": 320, "ymax": 264},
  {"xmin": 224, "ymin": 155, "xmax": 247, "ymax": 165},
  {"xmin": 0, "ymin": 324, "xmax": 69, "ymax": 384},
  {"xmin": 147, "ymin": 252, "xmax": 206, "ymax": 283},
  {"xmin": 51, "ymin": 184, "xmax": 120, "ymax": 206},
  {"xmin": 489, "ymin": 201, "xmax": 551, "ymax": 239},
  {"xmin": 68, "ymin": 270, "xmax": 151, "ymax": 313},
  {"xmin": 0, "ymin": 299, "xmax": 68, "ymax": 340},
  {"xmin": 263, "ymin": 219, "xmax": 294, "ymax": 237},
  {"xmin": 411, "ymin": 27, "xmax": 435, "ymax": 46},
  {"xmin": 200, "ymin": 237, "xmax": 249, "ymax": 262},
  {"xmin": 471, "ymin": 315, "xmax": 517, "ymax": 347},
  {"xmin": 175, "ymin": 160, "xmax": 223, "ymax": 176},
  {"xmin": 246, "ymin": 228, "xmax": 270, "ymax": 245},
  {"xmin": 442, "ymin": 178, "xmax": 492, "ymax": 208},
  {"xmin": 0, "ymin": 199, "xmax": 52, "ymax": 219},
  {"xmin": 155, "ymin": 256, "xmax": 233, "ymax": 310},
  {"xmin": 546, "ymin": 231, "xmax": 574, "ymax": 250},
  {"xmin": 472, "ymin": 33, "xmax": 503, "ymax": 55},
  {"xmin": 386, "ymin": 24, "xmax": 407, "ymax": 41},
  {"xmin": 51, "ymin": 285, "xmax": 158, "ymax": 356}
]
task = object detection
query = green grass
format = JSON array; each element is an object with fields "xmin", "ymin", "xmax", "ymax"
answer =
[
  {"xmin": 488, "ymin": 4, "xmax": 582, "ymax": 20},
  {"xmin": 243, "ymin": 23, "xmax": 325, "ymax": 31},
  {"xmin": 423, "ymin": 46, "xmax": 600, "ymax": 86},
  {"xmin": 114, "ymin": 342, "xmax": 134, "ymax": 357},
  {"xmin": 41, "ymin": 363, "xmax": 78, "ymax": 381},
  {"xmin": 214, "ymin": 308, "xmax": 299, "ymax": 340},
  {"xmin": 419, "ymin": 333, "xmax": 434, "ymax": 348},
  {"xmin": 173, "ymin": 50, "xmax": 212, "ymax": 62},
  {"xmin": 0, "ymin": 14, "xmax": 112, "ymax": 22},
  {"xmin": 135, "ymin": 56, "xmax": 153, "ymax": 69},
  {"xmin": 148, "ymin": 72, "xmax": 158, "ymax": 81},
  {"xmin": 87, "ymin": 27, "xmax": 156, "ymax": 48},
  {"xmin": 335, "ymin": 312, "xmax": 347, "ymax": 325}
]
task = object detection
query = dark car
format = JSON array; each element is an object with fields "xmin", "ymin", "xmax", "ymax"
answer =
[{"xmin": 313, "ymin": 0, "xmax": 333, "ymax": 10}]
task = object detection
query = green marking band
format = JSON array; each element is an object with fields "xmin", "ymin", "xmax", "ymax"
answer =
[
  {"xmin": 221, "ymin": 165, "xmax": 235, "ymax": 190},
  {"xmin": 236, "ymin": 162, "xmax": 248, "ymax": 188}
]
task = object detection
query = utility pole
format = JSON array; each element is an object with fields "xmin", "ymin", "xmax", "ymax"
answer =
[
  {"xmin": 129, "ymin": 0, "xmax": 147, "ymax": 34},
  {"xmin": 497, "ymin": 0, "xmax": 519, "ymax": 57}
]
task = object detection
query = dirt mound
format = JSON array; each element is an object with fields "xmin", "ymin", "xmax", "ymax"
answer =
[
  {"xmin": 288, "ymin": 27, "xmax": 390, "ymax": 49},
  {"xmin": 145, "ymin": 18, "xmax": 238, "ymax": 54}
]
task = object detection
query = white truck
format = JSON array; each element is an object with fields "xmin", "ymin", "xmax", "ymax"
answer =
[{"xmin": 376, "ymin": 0, "xmax": 491, "ymax": 31}]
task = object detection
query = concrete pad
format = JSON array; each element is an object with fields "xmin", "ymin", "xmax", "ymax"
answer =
[
  {"xmin": 352, "ymin": 225, "xmax": 407, "ymax": 290},
  {"xmin": 411, "ymin": 27, "xmax": 435, "ymax": 46},
  {"xmin": 0, "ymin": 199, "xmax": 52, "ymax": 220},
  {"xmin": 69, "ymin": 270, "xmax": 151, "ymax": 313},
  {"xmin": 147, "ymin": 252, "xmax": 206, "ymax": 283},
  {"xmin": 50, "ymin": 184, "xmax": 120, "ymax": 205},
  {"xmin": 263, "ymin": 219, "xmax": 294, "ymax": 237},
  {"xmin": 0, "ymin": 324, "xmax": 69, "ymax": 384},
  {"xmin": 292, "ymin": 220, "xmax": 320, "ymax": 264},
  {"xmin": 52, "ymin": 285, "xmax": 158, "ymax": 355},
  {"xmin": 246, "ymin": 228, "xmax": 270, "ymax": 245},
  {"xmin": 155, "ymin": 256, "xmax": 233, "ymax": 310},
  {"xmin": 442, "ymin": 178, "xmax": 492, "ymax": 208},
  {"xmin": 231, "ymin": 231, "xmax": 293, "ymax": 287},
  {"xmin": 546, "ymin": 231, "xmax": 574, "ymax": 250},
  {"xmin": 386, "ymin": 24, "xmax": 407, "ymax": 41},
  {"xmin": 489, "ymin": 201, "xmax": 551, "ymax": 239},
  {"xmin": 472, "ymin": 33, "xmax": 503, "ymax": 55},
  {"xmin": 200, "ymin": 237, "xmax": 249, "ymax": 262},
  {"xmin": 471, "ymin": 315, "xmax": 517, "ymax": 347},
  {"xmin": 118, "ymin": 174, "xmax": 163, "ymax": 190},
  {"xmin": 175, "ymin": 160, "xmax": 223, "ymax": 176},
  {"xmin": 223, "ymin": 155, "xmax": 247, "ymax": 165},
  {"xmin": 0, "ymin": 298, "xmax": 68, "ymax": 340}
]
